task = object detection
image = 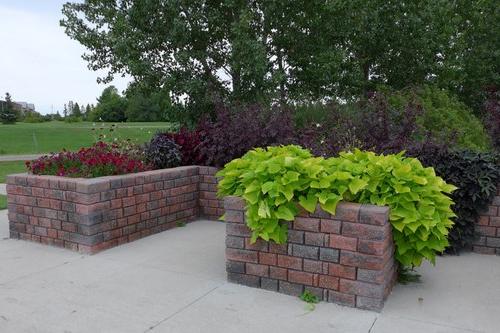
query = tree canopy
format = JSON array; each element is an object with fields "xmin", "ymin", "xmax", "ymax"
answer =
[{"xmin": 61, "ymin": 0, "xmax": 499, "ymax": 122}]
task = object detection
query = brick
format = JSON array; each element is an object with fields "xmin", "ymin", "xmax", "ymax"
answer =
[
  {"xmin": 261, "ymin": 278, "xmax": 278, "ymax": 291},
  {"xmin": 329, "ymin": 234, "xmax": 357, "ymax": 251},
  {"xmin": 226, "ymin": 236, "xmax": 245, "ymax": 249},
  {"xmin": 259, "ymin": 252, "xmax": 277, "ymax": 265},
  {"xmin": 270, "ymin": 266, "xmax": 288, "ymax": 280},
  {"xmin": 292, "ymin": 244, "xmax": 319, "ymax": 259},
  {"xmin": 268, "ymin": 242, "xmax": 287, "ymax": 254},
  {"xmin": 477, "ymin": 226, "xmax": 496, "ymax": 237},
  {"xmin": 342, "ymin": 222, "xmax": 387, "ymax": 241},
  {"xmin": 277, "ymin": 255, "xmax": 302, "ymax": 270},
  {"xmin": 339, "ymin": 279, "xmax": 384, "ymax": 298},
  {"xmin": 340, "ymin": 251, "xmax": 385, "ymax": 270},
  {"xmin": 359, "ymin": 204, "xmax": 389, "ymax": 225},
  {"xmin": 293, "ymin": 217, "xmax": 320, "ymax": 232},
  {"xmin": 356, "ymin": 296, "xmax": 384, "ymax": 311},
  {"xmin": 489, "ymin": 217, "xmax": 500, "ymax": 227},
  {"xmin": 245, "ymin": 238, "xmax": 268, "ymax": 251},
  {"xmin": 226, "ymin": 223, "xmax": 251, "ymax": 237},
  {"xmin": 486, "ymin": 237, "xmax": 500, "ymax": 248},
  {"xmin": 226, "ymin": 261, "xmax": 246, "ymax": 274},
  {"xmin": 357, "ymin": 267, "xmax": 390, "ymax": 284},
  {"xmin": 224, "ymin": 210, "xmax": 244, "ymax": 223},
  {"xmin": 482, "ymin": 206, "xmax": 497, "ymax": 216},
  {"xmin": 278, "ymin": 281, "xmax": 303, "ymax": 296},
  {"xmin": 288, "ymin": 230, "xmax": 304, "ymax": 243},
  {"xmin": 304, "ymin": 232, "xmax": 324, "ymax": 246},
  {"xmin": 246, "ymin": 263, "xmax": 269, "ymax": 277},
  {"xmin": 473, "ymin": 246, "xmax": 495, "ymax": 254},
  {"xmin": 358, "ymin": 239, "xmax": 387, "ymax": 256},
  {"xmin": 478, "ymin": 216, "xmax": 490, "ymax": 226},
  {"xmin": 303, "ymin": 259, "xmax": 323, "ymax": 273},
  {"xmin": 328, "ymin": 290, "xmax": 356, "ymax": 307},
  {"xmin": 332, "ymin": 202, "xmax": 360, "ymax": 222},
  {"xmin": 320, "ymin": 219, "xmax": 341, "ymax": 233},
  {"xmin": 319, "ymin": 247, "xmax": 339, "ymax": 263},
  {"xmin": 328, "ymin": 264, "xmax": 356, "ymax": 280},
  {"xmin": 228, "ymin": 272, "xmax": 260, "ymax": 288},
  {"xmin": 226, "ymin": 248, "xmax": 258, "ymax": 263},
  {"xmin": 288, "ymin": 270, "xmax": 314, "ymax": 285},
  {"xmin": 318, "ymin": 275, "xmax": 339, "ymax": 290}
]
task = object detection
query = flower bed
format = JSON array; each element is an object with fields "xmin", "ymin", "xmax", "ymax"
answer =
[
  {"xmin": 7, "ymin": 166, "xmax": 222, "ymax": 253},
  {"xmin": 224, "ymin": 196, "xmax": 396, "ymax": 311}
]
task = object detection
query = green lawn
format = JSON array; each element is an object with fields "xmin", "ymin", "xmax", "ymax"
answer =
[
  {"xmin": 0, "ymin": 121, "xmax": 176, "ymax": 155},
  {"xmin": 0, "ymin": 161, "xmax": 26, "ymax": 183},
  {"xmin": 0, "ymin": 195, "xmax": 6, "ymax": 210}
]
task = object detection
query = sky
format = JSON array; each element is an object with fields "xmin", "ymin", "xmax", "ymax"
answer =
[{"xmin": 0, "ymin": 0, "xmax": 130, "ymax": 114}]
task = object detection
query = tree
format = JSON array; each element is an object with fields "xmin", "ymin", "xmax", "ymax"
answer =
[
  {"xmin": 61, "ymin": 0, "xmax": 498, "ymax": 121},
  {"xmin": 91, "ymin": 86, "xmax": 127, "ymax": 122},
  {"xmin": 72, "ymin": 102, "xmax": 82, "ymax": 118},
  {"xmin": 0, "ymin": 93, "xmax": 18, "ymax": 124},
  {"xmin": 63, "ymin": 104, "xmax": 68, "ymax": 118}
]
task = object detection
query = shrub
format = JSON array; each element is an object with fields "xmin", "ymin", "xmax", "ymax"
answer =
[
  {"xmin": 145, "ymin": 133, "xmax": 182, "ymax": 169},
  {"xmin": 405, "ymin": 143, "xmax": 500, "ymax": 252},
  {"xmin": 401, "ymin": 86, "xmax": 491, "ymax": 151},
  {"xmin": 164, "ymin": 127, "xmax": 205, "ymax": 165},
  {"xmin": 197, "ymin": 104, "xmax": 295, "ymax": 167},
  {"xmin": 217, "ymin": 145, "xmax": 456, "ymax": 267},
  {"xmin": 483, "ymin": 86, "xmax": 500, "ymax": 151},
  {"xmin": 27, "ymin": 141, "xmax": 150, "ymax": 178}
]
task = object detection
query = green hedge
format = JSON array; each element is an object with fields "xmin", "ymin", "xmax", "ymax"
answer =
[{"xmin": 217, "ymin": 145, "xmax": 456, "ymax": 267}]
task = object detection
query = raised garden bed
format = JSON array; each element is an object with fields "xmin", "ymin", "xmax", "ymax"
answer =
[
  {"xmin": 473, "ymin": 184, "xmax": 500, "ymax": 254},
  {"xmin": 7, "ymin": 166, "xmax": 222, "ymax": 253},
  {"xmin": 224, "ymin": 196, "xmax": 397, "ymax": 312}
]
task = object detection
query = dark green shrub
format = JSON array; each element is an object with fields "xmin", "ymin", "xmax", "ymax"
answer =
[
  {"xmin": 405, "ymin": 144, "xmax": 500, "ymax": 252},
  {"xmin": 145, "ymin": 134, "xmax": 181, "ymax": 169}
]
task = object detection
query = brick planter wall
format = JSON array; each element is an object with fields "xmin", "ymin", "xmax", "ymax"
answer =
[
  {"xmin": 224, "ymin": 196, "xmax": 396, "ymax": 312},
  {"xmin": 473, "ymin": 185, "xmax": 500, "ymax": 255},
  {"xmin": 7, "ymin": 166, "xmax": 222, "ymax": 254}
]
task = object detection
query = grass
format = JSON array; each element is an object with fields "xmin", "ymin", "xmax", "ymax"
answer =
[
  {"xmin": 0, "ymin": 195, "xmax": 6, "ymax": 210},
  {"xmin": 0, "ymin": 121, "xmax": 176, "ymax": 155},
  {"xmin": 0, "ymin": 161, "xmax": 27, "ymax": 183}
]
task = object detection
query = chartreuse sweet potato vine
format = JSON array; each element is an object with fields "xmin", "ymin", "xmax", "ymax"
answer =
[{"xmin": 217, "ymin": 145, "xmax": 456, "ymax": 267}]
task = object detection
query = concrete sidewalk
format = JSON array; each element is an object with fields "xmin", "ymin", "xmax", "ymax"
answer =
[
  {"xmin": 0, "ymin": 209, "xmax": 499, "ymax": 332},
  {"xmin": 0, "ymin": 154, "xmax": 43, "ymax": 162}
]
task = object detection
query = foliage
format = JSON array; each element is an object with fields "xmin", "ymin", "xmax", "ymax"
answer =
[
  {"xmin": 483, "ymin": 86, "xmax": 500, "ymax": 151},
  {"xmin": 293, "ymin": 87, "xmax": 491, "ymax": 155},
  {"xmin": 217, "ymin": 145, "xmax": 456, "ymax": 267},
  {"xmin": 23, "ymin": 112, "xmax": 47, "ymax": 123},
  {"xmin": 62, "ymin": 1, "xmax": 499, "ymax": 122},
  {"xmin": 405, "ymin": 143, "xmax": 500, "ymax": 252},
  {"xmin": 164, "ymin": 127, "xmax": 205, "ymax": 166},
  {"xmin": 90, "ymin": 86, "xmax": 127, "ymax": 122},
  {"xmin": 1, "ymin": 93, "xmax": 18, "ymax": 124},
  {"xmin": 26, "ymin": 141, "xmax": 150, "ymax": 178},
  {"xmin": 198, "ymin": 104, "xmax": 294, "ymax": 167},
  {"xmin": 125, "ymin": 90, "xmax": 169, "ymax": 122},
  {"xmin": 145, "ymin": 133, "xmax": 182, "ymax": 169},
  {"xmin": 398, "ymin": 266, "xmax": 421, "ymax": 285},
  {"xmin": 299, "ymin": 290, "xmax": 320, "ymax": 311},
  {"xmin": 412, "ymin": 86, "xmax": 491, "ymax": 151}
]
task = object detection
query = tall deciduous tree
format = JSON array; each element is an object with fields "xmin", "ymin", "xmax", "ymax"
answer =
[
  {"xmin": 61, "ymin": 0, "xmax": 498, "ymax": 122},
  {"xmin": 91, "ymin": 86, "xmax": 127, "ymax": 122}
]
